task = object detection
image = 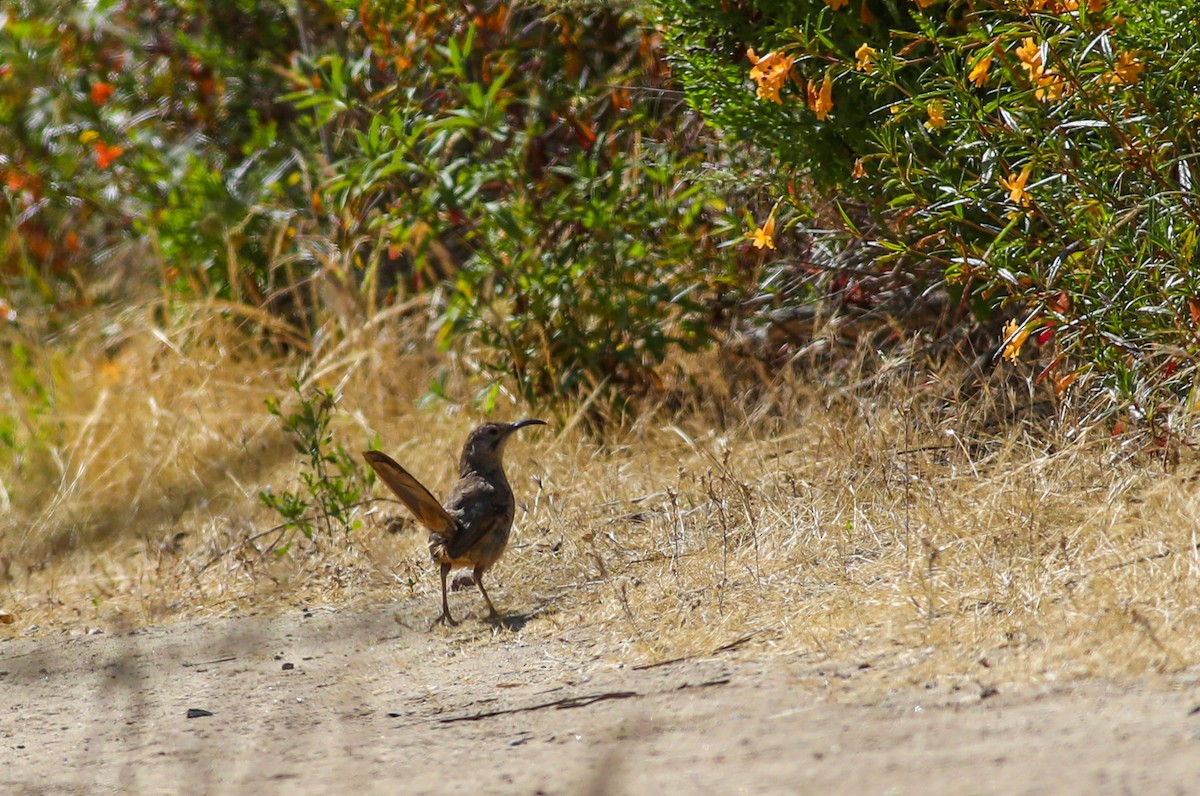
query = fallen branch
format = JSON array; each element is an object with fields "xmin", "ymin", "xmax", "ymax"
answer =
[
  {"xmin": 676, "ymin": 678, "xmax": 731, "ymax": 691},
  {"xmin": 433, "ymin": 690, "xmax": 640, "ymax": 724},
  {"xmin": 632, "ymin": 629, "xmax": 769, "ymax": 671},
  {"xmin": 182, "ymin": 656, "xmax": 237, "ymax": 668}
]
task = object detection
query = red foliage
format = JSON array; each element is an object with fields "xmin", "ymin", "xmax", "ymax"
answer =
[
  {"xmin": 90, "ymin": 81, "xmax": 115, "ymax": 105},
  {"xmin": 93, "ymin": 142, "xmax": 125, "ymax": 169}
]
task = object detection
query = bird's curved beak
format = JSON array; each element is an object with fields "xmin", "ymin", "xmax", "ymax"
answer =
[{"xmin": 510, "ymin": 418, "xmax": 548, "ymax": 432}]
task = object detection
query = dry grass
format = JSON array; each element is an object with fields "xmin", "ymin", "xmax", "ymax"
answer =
[{"xmin": 2, "ymin": 301, "xmax": 1199, "ymax": 697}]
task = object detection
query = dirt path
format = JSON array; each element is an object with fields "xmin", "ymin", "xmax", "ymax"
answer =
[{"xmin": 3, "ymin": 605, "xmax": 1199, "ymax": 795}]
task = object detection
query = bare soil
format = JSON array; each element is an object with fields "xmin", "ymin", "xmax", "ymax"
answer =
[{"xmin": 4, "ymin": 601, "xmax": 1200, "ymax": 795}]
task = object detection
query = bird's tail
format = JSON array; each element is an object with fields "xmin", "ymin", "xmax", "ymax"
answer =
[{"xmin": 362, "ymin": 450, "xmax": 457, "ymax": 538}]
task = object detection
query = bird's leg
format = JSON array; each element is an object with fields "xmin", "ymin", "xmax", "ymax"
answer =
[
  {"xmin": 473, "ymin": 565, "xmax": 500, "ymax": 621},
  {"xmin": 430, "ymin": 563, "xmax": 458, "ymax": 628}
]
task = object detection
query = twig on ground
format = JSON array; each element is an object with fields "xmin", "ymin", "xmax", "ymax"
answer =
[
  {"xmin": 433, "ymin": 690, "xmax": 640, "ymax": 724},
  {"xmin": 632, "ymin": 629, "xmax": 770, "ymax": 671}
]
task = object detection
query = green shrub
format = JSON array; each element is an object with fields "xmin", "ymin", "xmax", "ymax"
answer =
[{"xmin": 290, "ymin": 3, "xmax": 736, "ymax": 412}]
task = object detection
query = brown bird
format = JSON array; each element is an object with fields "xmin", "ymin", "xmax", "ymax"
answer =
[{"xmin": 362, "ymin": 419, "xmax": 546, "ymax": 626}]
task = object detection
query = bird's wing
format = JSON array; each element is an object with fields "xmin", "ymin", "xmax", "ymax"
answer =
[
  {"xmin": 362, "ymin": 451, "xmax": 457, "ymax": 537},
  {"xmin": 443, "ymin": 476, "xmax": 509, "ymax": 558},
  {"xmin": 446, "ymin": 507, "xmax": 508, "ymax": 559}
]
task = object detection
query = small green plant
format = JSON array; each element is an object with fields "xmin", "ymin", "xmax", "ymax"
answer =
[
  {"xmin": 0, "ymin": 330, "xmax": 64, "ymax": 485},
  {"xmin": 259, "ymin": 379, "xmax": 364, "ymax": 550}
]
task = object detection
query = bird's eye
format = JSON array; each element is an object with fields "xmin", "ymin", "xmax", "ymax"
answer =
[{"xmin": 488, "ymin": 427, "xmax": 500, "ymax": 436}]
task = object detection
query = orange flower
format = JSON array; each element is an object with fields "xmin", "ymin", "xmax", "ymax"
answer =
[
  {"xmin": 1016, "ymin": 38, "xmax": 1042, "ymax": 75},
  {"xmin": 1001, "ymin": 319, "xmax": 1031, "ymax": 362},
  {"xmin": 1000, "ymin": 163, "xmax": 1034, "ymax": 206},
  {"xmin": 1014, "ymin": 38, "xmax": 1065, "ymax": 103},
  {"xmin": 1104, "ymin": 51, "xmax": 1142, "ymax": 85},
  {"xmin": 855, "ymin": 43, "xmax": 878, "ymax": 73},
  {"xmin": 749, "ymin": 213, "xmax": 777, "ymax": 250},
  {"xmin": 611, "ymin": 87, "xmax": 631, "ymax": 111},
  {"xmin": 923, "ymin": 99, "xmax": 946, "ymax": 130},
  {"xmin": 968, "ymin": 51, "xmax": 993, "ymax": 87},
  {"xmin": 747, "ymin": 48, "xmax": 794, "ymax": 104},
  {"xmin": 807, "ymin": 73, "xmax": 834, "ymax": 120},
  {"xmin": 851, "ymin": 159, "xmax": 867, "ymax": 180},
  {"xmin": 90, "ymin": 81, "xmax": 115, "ymax": 106},
  {"xmin": 1034, "ymin": 69, "xmax": 1066, "ymax": 102},
  {"xmin": 4, "ymin": 168, "xmax": 29, "ymax": 192},
  {"xmin": 100, "ymin": 358, "xmax": 124, "ymax": 383},
  {"xmin": 825, "ymin": 0, "xmax": 850, "ymax": 8},
  {"xmin": 93, "ymin": 142, "xmax": 124, "ymax": 169}
]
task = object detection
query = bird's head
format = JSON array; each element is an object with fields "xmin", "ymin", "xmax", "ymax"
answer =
[{"xmin": 459, "ymin": 419, "xmax": 547, "ymax": 473}]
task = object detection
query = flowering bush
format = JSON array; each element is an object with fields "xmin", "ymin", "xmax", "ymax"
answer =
[
  {"xmin": 657, "ymin": 0, "xmax": 914, "ymax": 189},
  {"xmin": 659, "ymin": 0, "xmax": 1200, "ymax": 427},
  {"xmin": 0, "ymin": 0, "xmax": 310, "ymax": 306}
]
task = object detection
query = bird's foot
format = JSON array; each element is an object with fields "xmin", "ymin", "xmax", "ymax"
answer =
[{"xmin": 429, "ymin": 611, "xmax": 459, "ymax": 630}]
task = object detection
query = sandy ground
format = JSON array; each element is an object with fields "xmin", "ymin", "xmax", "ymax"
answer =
[{"xmin": 3, "ymin": 602, "xmax": 1200, "ymax": 796}]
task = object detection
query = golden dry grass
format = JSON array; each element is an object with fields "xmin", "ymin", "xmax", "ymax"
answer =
[{"xmin": 2, "ymin": 301, "xmax": 1199, "ymax": 697}]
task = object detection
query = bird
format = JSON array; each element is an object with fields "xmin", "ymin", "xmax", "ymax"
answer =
[{"xmin": 362, "ymin": 419, "xmax": 546, "ymax": 626}]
